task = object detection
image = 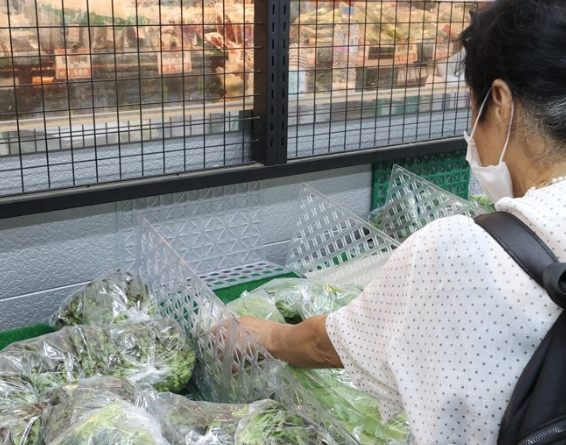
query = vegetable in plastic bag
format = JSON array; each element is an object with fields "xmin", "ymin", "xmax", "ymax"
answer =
[
  {"xmin": 0, "ymin": 373, "xmax": 38, "ymax": 407},
  {"xmin": 0, "ymin": 403, "xmax": 44, "ymax": 445},
  {"xmin": 244, "ymin": 279, "xmax": 362, "ymax": 322},
  {"xmin": 47, "ymin": 400, "xmax": 170, "ymax": 445},
  {"xmin": 108, "ymin": 318, "xmax": 196, "ymax": 393},
  {"xmin": 227, "ymin": 294, "xmax": 285, "ymax": 323},
  {"xmin": 235, "ymin": 400, "xmax": 339, "ymax": 445},
  {"xmin": 51, "ymin": 272, "xmax": 157, "ymax": 329},
  {"xmin": 41, "ymin": 377, "xmax": 138, "ymax": 443},
  {"xmin": 287, "ymin": 367, "xmax": 411, "ymax": 445},
  {"xmin": 0, "ymin": 326, "xmax": 121, "ymax": 395},
  {"xmin": 138, "ymin": 389, "xmax": 255, "ymax": 445},
  {"xmin": 0, "ymin": 319, "xmax": 196, "ymax": 396}
]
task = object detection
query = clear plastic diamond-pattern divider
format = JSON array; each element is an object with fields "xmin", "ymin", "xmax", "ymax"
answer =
[
  {"xmin": 286, "ymin": 183, "xmax": 399, "ymax": 287},
  {"xmin": 380, "ymin": 165, "xmax": 487, "ymax": 242}
]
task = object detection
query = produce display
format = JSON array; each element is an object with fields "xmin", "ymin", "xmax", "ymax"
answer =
[
  {"xmin": 0, "ymin": 270, "xmax": 350, "ymax": 445},
  {"xmin": 51, "ymin": 272, "xmax": 156, "ymax": 329},
  {"xmin": 242, "ymin": 278, "xmax": 362, "ymax": 322},
  {"xmin": 226, "ymin": 295, "xmax": 286, "ymax": 323},
  {"xmin": 47, "ymin": 401, "xmax": 170, "ymax": 445},
  {"xmin": 288, "ymin": 368, "xmax": 410, "ymax": 445}
]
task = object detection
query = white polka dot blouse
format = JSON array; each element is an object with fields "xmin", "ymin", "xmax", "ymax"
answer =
[{"xmin": 326, "ymin": 181, "xmax": 566, "ymax": 445}]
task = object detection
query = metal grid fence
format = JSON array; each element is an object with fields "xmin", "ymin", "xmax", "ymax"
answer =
[
  {"xmin": 287, "ymin": 0, "xmax": 485, "ymax": 158},
  {"xmin": 0, "ymin": 0, "xmax": 257, "ymax": 196},
  {"xmin": 0, "ymin": 0, "xmax": 486, "ymax": 200}
]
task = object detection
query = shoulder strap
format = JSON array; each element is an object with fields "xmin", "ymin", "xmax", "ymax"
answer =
[{"xmin": 475, "ymin": 212, "xmax": 566, "ymax": 309}]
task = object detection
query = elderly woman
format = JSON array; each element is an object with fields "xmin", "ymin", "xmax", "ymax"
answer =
[{"xmin": 239, "ymin": 0, "xmax": 566, "ymax": 443}]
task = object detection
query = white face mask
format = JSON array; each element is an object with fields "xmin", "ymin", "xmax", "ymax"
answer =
[{"xmin": 464, "ymin": 90, "xmax": 515, "ymax": 203}]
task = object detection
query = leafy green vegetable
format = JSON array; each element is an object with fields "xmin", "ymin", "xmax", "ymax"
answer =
[
  {"xmin": 227, "ymin": 295, "xmax": 285, "ymax": 323},
  {"xmin": 0, "ymin": 320, "xmax": 195, "ymax": 396},
  {"xmin": 287, "ymin": 368, "xmax": 410, "ymax": 445},
  {"xmin": 41, "ymin": 377, "xmax": 138, "ymax": 444},
  {"xmin": 139, "ymin": 390, "xmax": 255, "ymax": 445},
  {"xmin": 0, "ymin": 402, "xmax": 44, "ymax": 445},
  {"xmin": 51, "ymin": 272, "xmax": 157, "ymax": 329},
  {"xmin": 235, "ymin": 400, "xmax": 338, "ymax": 445},
  {"xmin": 0, "ymin": 373, "xmax": 38, "ymax": 407},
  {"xmin": 108, "ymin": 319, "xmax": 196, "ymax": 393},
  {"xmin": 243, "ymin": 279, "xmax": 362, "ymax": 322},
  {"xmin": 47, "ymin": 401, "xmax": 170, "ymax": 445}
]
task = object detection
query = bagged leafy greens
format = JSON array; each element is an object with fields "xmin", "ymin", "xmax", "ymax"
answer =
[
  {"xmin": 0, "ymin": 402, "xmax": 44, "ymax": 445},
  {"xmin": 242, "ymin": 279, "xmax": 362, "ymax": 322},
  {"xmin": 234, "ymin": 399, "xmax": 339, "ymax": 445},
  {"xmin": 0, "ymin": 373, "xmax": 38, "ymax": 407},
  {"xmin": 287, "ymin": 367, "xmax": 411, "ymax": 445},
  {"xmin": 41, "ymin": 377, "xmax": 138, "ymax": 443},
  {"xmin": 226, "ymin": 294, "xmax": 285, "ymax": 323},
  {"xmin": 0, "ymin": 325, "xmax": 122, "ymax": 395},
  {"xmin": 138, "ymin": 390, "xmax": 254, "ymax": 445},
  {"xmin": 46, "ymin": 400, "xmax": 170, "ymax": 445},
  {"xmin": 51, "ymin": 272, "xmax": 157, "ymax": 329},
  {"xmin": 0, "ymin": 319, "xmax": 195, "ymax": 396},
  {"xmin": 108, "ymin": 318, "xmax": 196, "ymax": 393}
]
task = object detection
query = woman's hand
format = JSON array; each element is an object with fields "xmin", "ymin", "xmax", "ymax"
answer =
[
  {"xmin": 238, "ymin": 315, "xmax": 343, "ymax": 369},
  {"xmin": 237, "ymin": 315, "xmax": 280, "ymax": 352}
]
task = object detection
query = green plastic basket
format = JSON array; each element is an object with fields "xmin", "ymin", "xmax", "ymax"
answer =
[{"xmin": 372, "ymin": 149, "xmax": 470, "ymax": 209}]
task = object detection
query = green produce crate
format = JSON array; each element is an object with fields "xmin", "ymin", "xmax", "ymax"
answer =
[{"xmin": 372, "ymin": 149, "xmax": 470, "ymax": 210}]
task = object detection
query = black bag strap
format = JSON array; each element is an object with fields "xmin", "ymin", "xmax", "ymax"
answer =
[{"xmin": 475, "ymin": 212, "xmax": 566, "ymax": 309}]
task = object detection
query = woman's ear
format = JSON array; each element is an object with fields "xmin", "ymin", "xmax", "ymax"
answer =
[{"xmin": 490, "ymin": 79, "xmax": 514, "ymax": 128}]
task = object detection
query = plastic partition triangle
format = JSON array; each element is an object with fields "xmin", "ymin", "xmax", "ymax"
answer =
[
  {"xmin": 378, "ymin": 165, "xmax": 486, "ymax": 242},
  {"xmin": 285, "ymin": 184, "xmax": 399, "ymax": 288},
  {"xmin": 136, "ymin": 218, "xmax": 359, "ymax": 444}
]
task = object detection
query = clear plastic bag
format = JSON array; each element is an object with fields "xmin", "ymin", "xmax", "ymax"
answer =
[
  {"xmin": 287, "ymin": 367, "xmax": 411, "ymax": 445},
  {"xmin": 41, "ymin": 377, "xmax": 138, "ymax": 444},
  {"xmin": 0, "ymin": 320, "xmax": 196, "ymax": 396},
  {"xmin": 0, "ymin": 373, "xmax": 38, "ymax": 407},
  {"xmin": 226, "ymin": 294, "xmax": 285, "ymax": 323},
  {"xmin": 46, "ymin": 400, "xmax": 170, "ymax": 445},
  {"xmin": 138, "ymin": 389, "xmax": 255, "ymax": 445},
  {"xmin": 107, "ymin": 318, "xmax": 196, "ymax": 393},
  {"xmin": 244, "ymin": 279, "xmax": 362, "ymax": 322},
  {"xmin": 51, "ymin": 272, "xmax": 157, "ymax": 329},
  {"xmin": 0, "ymin": 402, "xmax": 44, "ymax": 445},
  {"xmin": 234, "ymin": 399, "xmax": 339, "ymax": 445},
  {"xmin": 0, "ymin": 326, "xmax": 121, "ymax": 395}
]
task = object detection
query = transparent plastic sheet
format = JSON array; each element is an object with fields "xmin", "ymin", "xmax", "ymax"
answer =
[
  {"xmin": 0, "ymin": 320, "xmax": 195, "ymax": 397},
  {"xmin": 41, "ymin": 377, "xmax": 138, "ymax": 444},
  {"xmin": 51, "ymin": 272, "xmax": 157, "ymax": 329},
  {"xmin": 287, "ymin": 368, "xmax": 412, "ymax": 445},
  {"xmin": 226, "ymin": 295, "xmax": 285, "ymax": 323},
  {"xmin": 105, "ymin": 318, "xmax": 196, "ymax": 393},
  {"xmin": 0, "ymin": 402, "xmax": 44, "ymax": 445},
  {"xmin": 234, "ymin": 399, "xmax": 339, "ymax": 445},
  {"xmin": 370, "ymin": 166, "xmax": 487, "ymax": 242},
  {"xmin": 243, "ymin": 279, "xmax": 363, "ymax": 322},
  {"xmin": 47, "ymin": 400, "xmax": 170, "ymax": 445},
  {"xmin": 0, "ymin": 326, "xmax": 121, "ymax": 396},
  {"xmin": 137, "ymin": 389, "xmax": 254, "ymax": 445},
  {"xmin": 0, "ymin": 373, "xmax": 38, "ymax": 407}
]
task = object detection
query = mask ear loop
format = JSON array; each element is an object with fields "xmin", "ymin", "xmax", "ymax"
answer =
[
  {"xmin": 469, "ymin": 87, "xmax": 493, "ymax": 140},
  {"xmin": 499, "ymin": 101, "xmax": 515, "ymax": 164}
]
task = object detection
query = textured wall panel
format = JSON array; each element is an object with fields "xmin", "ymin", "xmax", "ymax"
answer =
[
  {"xmin": 0, "ymin": 204, "xmax": 118, "ymax": 301},
  {"xmin": 0, "ymin": 283, "xmax": 85, "ymax": 331}
]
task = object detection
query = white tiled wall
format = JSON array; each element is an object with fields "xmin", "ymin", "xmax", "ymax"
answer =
[{"xmin": 0, "ymin": 165, "xmax": 372, "ymax": 331}]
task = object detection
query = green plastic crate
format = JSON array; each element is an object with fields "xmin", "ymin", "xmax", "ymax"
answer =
[{"xmin": 372, "ymin": 150, "xmax": 470, "ymax": 209}]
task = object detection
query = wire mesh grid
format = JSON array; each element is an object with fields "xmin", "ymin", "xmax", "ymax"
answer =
[
  {"xmin": 0, "ymin": 0, "xmax": 257, "ymax": 197},
  {"xmin": 286, "ymin": 183, "xmax": 399, "ymax": 287},
  {"xmin": 287, "ymin": 0, "xmax": 487, "ymax": 158},
  {"xmin": 372, "ymin": 164, "xmax": 486, "ymax": 242}
]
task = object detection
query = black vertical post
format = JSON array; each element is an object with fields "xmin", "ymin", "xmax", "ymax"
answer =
[{"xmin": 253, "ymin": 0, "xmax": 290, "ymax": 165}]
